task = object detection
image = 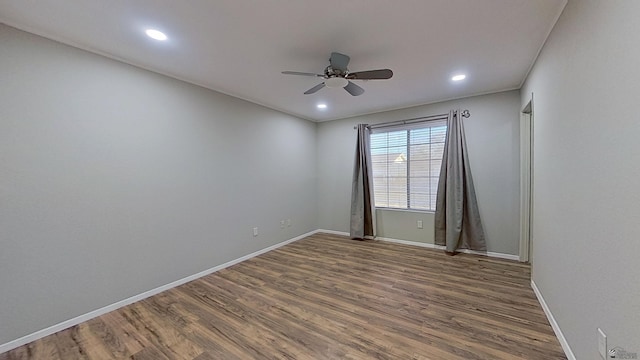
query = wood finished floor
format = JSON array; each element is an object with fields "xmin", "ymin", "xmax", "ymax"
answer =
[{"xmin": 1, "ymin": 233, "xmax": 566, "ymax": 360}]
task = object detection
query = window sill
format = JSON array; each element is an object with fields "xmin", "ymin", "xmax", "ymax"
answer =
[{"xmin": 375, "ymin": 207, "xmax": 435, "ymax": 214}]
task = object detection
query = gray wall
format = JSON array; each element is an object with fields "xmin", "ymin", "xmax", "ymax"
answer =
[
  {"xmin": 0, "ymin": 25, "xmax": 317, "ymax": 345},
  {"xmin": 317, "ymin": 90, "xmax": 521, "ymax": 255},
  {"xmin": 521, "ymin": 1, "xmax": 640, "ymax": 358}
]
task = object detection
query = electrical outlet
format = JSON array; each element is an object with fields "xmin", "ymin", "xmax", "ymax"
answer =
[
  {"xmin": 287, "ymin": 219, "xmax": 291, "ymax": 227},
  {"xmin": 597, "ymin": 328, "xmax": 607, "ymax": 359},
  {"xmin": 253, "ymin": 227, "xmax": 258, "ymax": 237},
  {"xmin": 280, "ymin": 220, "xmax": 285, "ymax": 229},
  {"xmin": 417, "ymin": 220, "xmax": 423, "ymax": 229}
]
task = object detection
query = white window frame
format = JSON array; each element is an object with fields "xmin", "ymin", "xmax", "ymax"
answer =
[{"xmin": 370, "ymin": 120, "xmax": 447, "ymax": 212}]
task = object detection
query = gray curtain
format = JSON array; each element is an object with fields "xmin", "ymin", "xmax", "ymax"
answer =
[
  {"xmin": 350, "ymin": 124, "xmax": 376, "ymax": 239},
  {"xmin": 435, "ymin": 110, "xmax": 486, "ymax": 252}
]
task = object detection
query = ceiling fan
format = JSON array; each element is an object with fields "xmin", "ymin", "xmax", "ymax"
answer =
[{"xmin": 282, "ymin": 52, "xmax": 393, "ymax": 96}]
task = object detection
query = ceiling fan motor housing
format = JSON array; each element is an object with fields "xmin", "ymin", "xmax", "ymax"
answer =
[{"xmin": 325, "ymin": 65, "xmax": 347, "ymax": 77}]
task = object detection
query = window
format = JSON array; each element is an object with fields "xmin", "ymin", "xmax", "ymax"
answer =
[{"xmin": 370, "ymin": 120, "xmax": 447, "ymax": 211}]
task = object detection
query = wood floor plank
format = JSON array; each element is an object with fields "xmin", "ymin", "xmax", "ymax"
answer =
[
  {"xmin": 0, "ymin": 233, "xmax": 566, "ymax": 359},
  {"xmin": 119, "ymin": 301, "xmax": 203, "ymax": 360},
  {"xmin": 99, "ymin": 312, "xmax": 148, "ymax": 356},
  {"xmin": 200, "ymin": 273, "xmax": 414, "ymax": 359},
  {"xmin": 51, "ymin": 327, "xmax": 87, "ymax": 360}
]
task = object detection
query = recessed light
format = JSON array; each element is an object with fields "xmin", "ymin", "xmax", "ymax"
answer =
[
  {"xmin": 317, "ymin": 104, "xmax": 327, "ymax": 109},
  {"xmin": 451, "ymin": 74, "xmax": 466, "ymax": 81},
  {"xmin": 145, "ymin": 29, "xmax": 168, "ymax": 41}
]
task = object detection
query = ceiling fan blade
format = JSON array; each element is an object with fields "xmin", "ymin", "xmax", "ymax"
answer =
[
  {"xmin": 282, "ymin": 71, "xmax": 324, "ymax": 77},
  {"xmin": 347, "ymin": 69, "xmax": 393, "ymax": 80},
  {"xmin": 330, "ymin": 52, "xmax": 350, "ymax": 71},
  {"xmin": 344, "ymin": 81, "xmax": 364, "ymax": 96},
  {"xmin": 304, "ymin": 82, "xmax": 326, "ymax": 95}
]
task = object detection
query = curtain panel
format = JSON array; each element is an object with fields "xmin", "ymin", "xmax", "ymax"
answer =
[
  {"xmin": 435, "ymin": 110, "xmax": 486, "ymax": 252},
  {"xmin": 350, "ymin": 124, "xmax": 376, "ymax": 239}
]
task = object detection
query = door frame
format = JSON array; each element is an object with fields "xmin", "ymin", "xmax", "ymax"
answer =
[{"xmin": 519, "ymin": 95, "xmax": 533, "ymax": 263}]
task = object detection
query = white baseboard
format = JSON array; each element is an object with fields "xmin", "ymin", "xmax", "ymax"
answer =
[
  {"xmin": 0, "ymin": 228, "xmax": 527, "ymax": 355},
  {"xmin": 531, "ymin": 280, "xmax": 576, "ymax": 360},
  {"xmin": 0, "ymin": 230, "xmax": 316, "ymax": 355},
  {"xmin": 315, "ymin": 229, "xmax": 520, "ymax": 261},
  {"xmin": 313, "ymin": 229, "xmax": 350, "ymax": 236},
  {"xmin": 314, "ymin": 229, "xmax": 374, "ymax": 240}
]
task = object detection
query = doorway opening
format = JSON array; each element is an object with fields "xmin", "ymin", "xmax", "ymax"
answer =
[{"xmin": 520, "ymin": 97, "xmax": 533, "ymax": 263}]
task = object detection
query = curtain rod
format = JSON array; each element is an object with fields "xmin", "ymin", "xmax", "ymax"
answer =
[{"xmin": 353, "ymin": 109, "xmax": 470, "ymax": 130}]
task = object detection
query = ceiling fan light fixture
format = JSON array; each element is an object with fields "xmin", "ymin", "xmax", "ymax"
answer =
[{"xmin": 325, "ymin": 77, "xmax": 349, "ymax": 88}]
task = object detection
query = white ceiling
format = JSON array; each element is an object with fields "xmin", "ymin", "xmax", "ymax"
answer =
[{"xmin": 0, "ymin": 0, "xmax": 566, "ymax": 122}]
